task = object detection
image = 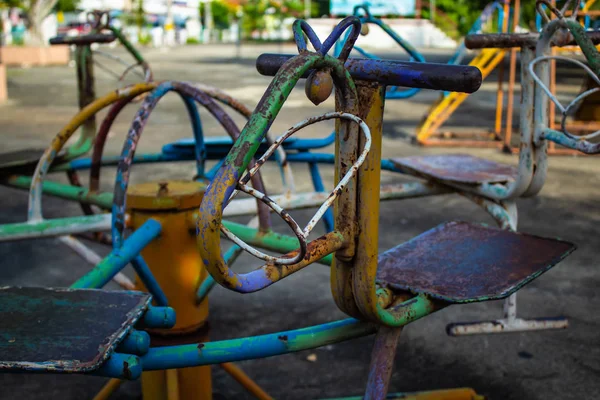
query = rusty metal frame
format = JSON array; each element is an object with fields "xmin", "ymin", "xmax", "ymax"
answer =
[{"xmin": 0, "ymin": 13, "xmax": 585, "ymax": 400}]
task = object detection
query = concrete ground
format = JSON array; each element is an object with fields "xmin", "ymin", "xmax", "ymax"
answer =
[{"xmin": 0, "ymin": 43, "xmax": 598, "ymax": 399}]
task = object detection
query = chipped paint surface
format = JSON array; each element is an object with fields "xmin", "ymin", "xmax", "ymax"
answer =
[
  {"xmin": 0, "ymin": 287, "xmax": 149, "ymax": 373},
  {"xmin": 197, "ymin": 39, "xmax": 360, "ymax": 292},
  {"xmin": 141, "ymin": 318, "xmax": 375, "ymax": 370}
]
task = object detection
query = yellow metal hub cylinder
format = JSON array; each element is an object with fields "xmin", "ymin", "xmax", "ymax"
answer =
[{"xmin": 127, "ymin": 180, "xmax": 211, "ymax": 400}]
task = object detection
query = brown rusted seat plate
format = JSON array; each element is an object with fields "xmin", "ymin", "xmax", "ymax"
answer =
[
  {"xmin": 390, "ymin": 154, "xmax": 517, "ymax": 184},
  {"xmin": 0, "ymin": 149, "xmax": 65, "ymax": 176},
  {"xmin": 0, "ymin": 287, "xmax": 150, "ymax": 373},
  {"xmin": 376, "ymin": 221, "xmax": 575, "ymax": 303}
]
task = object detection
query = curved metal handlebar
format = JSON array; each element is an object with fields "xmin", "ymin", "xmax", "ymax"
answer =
[
  {"xmin": 529, "ymin": 16, "xmax": 600, "ymax": 155},
  {"xmin": 293, "ymin": 16, "xmax": 361, "ymax": 62},
  {"xmin": 198, "ymin": 39, "xmax": 361, "ymax": 293},
  {"xmin": 87, "ymin": 10, "xmax": 111, "ymax": 30},
  {"xmin": 27, "ymin": 83, "xmax": 160, "ymax": 222},
  {"xmin": 220, "ymin": 112, "xmax": 370, "ymax": 266},
  {"xmin": 465, "ymin": 30, "xmax": 600, "ymax": 49},
  {"xmin": 256, "ymin": 54, "xmax": 482, "ymax": 94},
  {"xmin": 530, "ymin": 55, "xmax": 600, "ymax": 140},
  {"xmin": 49, "ymin": 34, "xmax": 116, "ymax": 46},
  {"xmin": 111, "ymin": 81, "xmax": 271, "ymax": 248}
]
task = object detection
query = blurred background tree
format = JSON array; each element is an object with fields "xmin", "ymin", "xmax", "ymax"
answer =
[
  {"xmin": 200, "ymin": 0, "xmax": 236, "ymax": 30},
  {"xmin": 54, "ymin": 0, "xmax": 77, "ymax": 13}
]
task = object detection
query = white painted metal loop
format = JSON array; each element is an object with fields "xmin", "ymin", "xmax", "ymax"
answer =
[
  {"xmin": 221, "ymin": 183, "xmax": 307, "ymax": 265},
  {"xmin": 220, "ymin": 112, "xmax": 371, "ymax": 265},
  {"xmin": 529, "ymin": 54, "xmax": 600, "ymax": 140}
]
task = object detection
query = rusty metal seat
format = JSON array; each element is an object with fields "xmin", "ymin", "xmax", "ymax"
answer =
[
  {"xmin": 376, "ymin": 221, "xmax": 575, "ymax": 303},
  {"xmin": 390, "ymin": 154, "xmax": 516, "ymax": 185},
  {"xmin": 0, "ymin": 149, "xmax": 66, "ymax": 177},
  {"xmin": 0, "ymin": 287, "xmax": 150, "ymax": 374}
]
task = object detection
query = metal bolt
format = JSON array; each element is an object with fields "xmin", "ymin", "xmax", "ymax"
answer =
[
  {"xmin": 158, "ymin": 182, "xmax": 169, "ymax": 196},
  {"xmin": 305, "ymin": 70, "xmax": 333, "ymax": 106}
]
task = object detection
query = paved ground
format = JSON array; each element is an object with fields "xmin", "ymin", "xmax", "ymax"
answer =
[{"xmin": 0, "ymin": 43, "xmax": 598, "ymax": 399}]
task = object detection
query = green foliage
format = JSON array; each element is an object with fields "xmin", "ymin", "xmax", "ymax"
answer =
[
  {"xmin": 186, "ymin": 36, "xmax": 200, "ymax": 44},
  {"xmin": 214, "ymin": 1, "xmax": 231, "ymax": 29},
  {"xmin": 315, "ymin": 0, "xmax": 329, "ymax": 17},
  {"xmin": 138, "ymin": 31, "xmax": 151, "ymax": 45},
  {"xmin": 54, "ymin": 0, "xmax": 78, "ymax": 12},
  {"xmin": 241, "ymin": 1, "xmax": 267, "ymax": 38},
  {"xmin": 240, "ymin": 0, "xmax": 306, "ymax": 39},
  {"xmin": 0, "ymin": 0, "xmax": 24, "ymax": 8},
  {"xmin": 135, "ymin": 0, "xmax": 145, "ymax": 28},
  {"xmin": 200, "ymin": 0, "xmax": 234, "ymax": 30}
]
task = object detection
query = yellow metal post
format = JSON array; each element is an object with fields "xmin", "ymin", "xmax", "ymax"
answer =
[
  {"xmin": 352, "ymin": 82, "xmax": 386, "ymax": 322},
  {"xmin": 493, "ymin": 0, "xmax": 511, "ymax": 137},
  {"xmin": 502, "ymin": 0, "xmax": 520, "ymax": 152},
  {"xmin": 220, "ymin": 363, "xmax": 274, "ymax": 400},
  {"xmin": 388, "ymin": 388, "xmax": 485, "ymax": 400},
  {"xmin": 128, "ymin": 180, "xmax": 212, "ymax": 400},
  {"xmin": 92, "ymin": 379, "xmax": 124, "ymax": 400}
]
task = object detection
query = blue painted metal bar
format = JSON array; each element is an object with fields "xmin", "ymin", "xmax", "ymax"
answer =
[
  {"xmin": 542, "ymin": 127, "xmax": 600, "ymax": 154},
  {"xmin": 117, "ymin": 329, "xmax": 151, "ymax": 356},
  {"xmin": 307, "ymin": 159, "xmax": 334, "ymax": 232},
  {"xmin": 64, "ymin": 152, "xmax": 183, "ymax": 171},
  {"xmin": 195, "ymin": 244, "xmax": 243, "ymax": 303},
  {"xmin": 256, "ymin": 54, "xmax": 482, "ymax": 94},
  {"xmin": 140, "ymin": 306, "xmax": 177, "ymax": 329},
  {"xmin": 94, "ymin": 353, "xmax": 142, "ymax": 380},
  {"xmin": 61, "ymin": 134, "xmax": 339, "ymax": 173},
  {"xmin": 45, "ymin": 152, "xmax": 404, "ymax": 180},
  {"xmin": 448, "ymin": 1, "xmax": 506, "ymax": 66},
  {"xmin": 71, "ymin": 219, "xmax": 162, "ymax": 289},
  {"xmin": 140, "ymin": 318, "xmax": 375, "ymax": 370},
  {"xmin": 179, "ymin": 92, "xmax": 206, "ymax": 178},
  {"xmin": 131, "ymin": 255, "xmax": 169, "ymax": 307}
]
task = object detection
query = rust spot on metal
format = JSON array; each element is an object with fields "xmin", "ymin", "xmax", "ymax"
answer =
[
  {"xmin": 122, "ymin": 361, "xmax": 131, "ymax": 380},
  {"xmin": 376, "ymin": 221, "xmax": 575, "ymax": 303}
]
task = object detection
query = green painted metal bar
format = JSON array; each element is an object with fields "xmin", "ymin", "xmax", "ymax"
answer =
[
  {"xmin": 3, "ymin": 175, "xmax": 336, "ymax": 263},
  {"xmin": 141, "ymin": 318, "xmax": 375, "ymax": 370},
  {"xmin": 221, "ymin": 220, "xmax": 333, "ymax": 266},
  {"xmin": 4, "ymin": 175, "xmax": 113, "ymax": 209},
  {"xmin": 0, "ymin": 213, "xmax": 111, "ymax": 241}
]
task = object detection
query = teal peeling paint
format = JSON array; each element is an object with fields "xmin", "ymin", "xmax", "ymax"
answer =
[{"xmin": 6, "ymin": 175, "xmax": 113, "ymax": 209}]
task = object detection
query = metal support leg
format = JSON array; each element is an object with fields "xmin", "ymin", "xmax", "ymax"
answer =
[{"xmin": 364, "ymin": 326, "xmax": 402, "ymax": 400}]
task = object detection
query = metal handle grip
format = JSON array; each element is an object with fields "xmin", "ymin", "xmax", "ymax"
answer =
[
  {"xmin": 256, "ymin": 54, "xmax": 482, "ymax": 94},
  {"xmin": 49, "ymin": 34, "xmax": 116, "ymax": 46},
  {"xmin": 465, "ymin": 31, "xmax": 600, "ymax": 49}
]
